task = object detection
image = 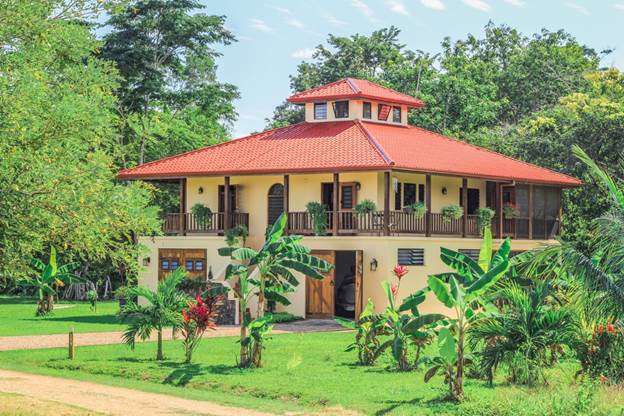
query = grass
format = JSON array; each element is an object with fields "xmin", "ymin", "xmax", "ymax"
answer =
[
  {"xmin": 0, "ymin": 392, "xmax": 101, "ymax": 415},
  {"xmin": 1, "ymin": 331, "xmax": 624, "ymax": 415},
  {"xmin": 0, "ymin": 296, "xmax": 124, "ymax": 336}
]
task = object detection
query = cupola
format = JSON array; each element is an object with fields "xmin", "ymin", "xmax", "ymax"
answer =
[{"xmin": 287, "ymin": 78, "xmax": 424, "ymax": 126}]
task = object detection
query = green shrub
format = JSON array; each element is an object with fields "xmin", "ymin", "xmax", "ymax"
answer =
[
  {"xmin": 578, "ymin": 321, "xmax": 624, "ymax": 384},
  {"xmin": 354, "ymin": 199, "xmax": 376, "ymax": 214},
  {"xmin": 225, "ymin": 224, "xmax": 248, "ymax": 247},
  {"xmin": 306, "ymin": 201, "xmax": 328, "ymax": 235},
  {"xmin": 86, "ymin": 289, "xmax": 98, "ymax": 312},
  {"xmin": 441, "ymin": 204, "xmax": 463, "ymax": 223},
  {"xmin": 405, "ymin": 202, "xmax": 427, "ymax": 219},
  {"xmin": 267, "ymin": 312, "xmax": 303, "ymax": 323},
  {"xmin": 476, "ymin": 207, "xmax": 495, "ymax": 232},
  {"xmin": 191, "ymin": 203, "xmax": 212, "ymax": 228},
  {"xmin": 503, "ymin": 203, "xmax": 521, "ymax": 219}
]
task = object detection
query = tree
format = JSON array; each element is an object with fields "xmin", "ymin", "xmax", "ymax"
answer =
[
  {"xmin": 102, "ymin": 0, "xmax": 240, "ymax": 168},
  {"xmin": 421, "ymin": 228, "xmax": 511, "ymax": 400},
  {"xmin": 119, "ymin": 268, "xmax": 189, "ymax": 360},
  {"xmin": 215, "ymin": 214, "xmax": 332, "ymax": 367},
  {"xmin": 0, "ymin": 0, "xmax": 160, "ymax": 284}
]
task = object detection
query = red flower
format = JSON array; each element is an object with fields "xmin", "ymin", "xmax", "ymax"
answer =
[
  {"xmin": 391, "ymin": 284, "xmax": 398, "ymax": 297},
  {"xmin": 393, "ymin": 265, "xmax": 409, "ymax": 280},
  {"xmin": 607, "ymin": 324, "xmax": 616, "ymax": 334},
  {"xmin": 182, "ymin": 310, "xmax": 190, "ymax": 323}
]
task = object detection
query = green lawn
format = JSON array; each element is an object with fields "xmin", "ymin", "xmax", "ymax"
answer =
[
  {"xmin": 0, "ymin": 296, "xmax": 124, "ymax": 336},
  {"xmin": 1, "ymin": 331, "xmax": 622, "ymax": 415}
]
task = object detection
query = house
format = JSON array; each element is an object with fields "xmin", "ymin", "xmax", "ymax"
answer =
[{"xmin": 118, "ymin": 77, "xmax": 581, "ymax": 319}]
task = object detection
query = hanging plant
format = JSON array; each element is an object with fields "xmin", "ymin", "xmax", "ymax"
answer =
[
  {"xmin": 306, "ymin": 201, "xmax": 328, "ymax": 236},
  {"xmin": 225, "ymin": 224, "xmax": 248, "ymax": 247},
  {"xmin": 476, "ymin": 207, "xmax": 495, "ymax": 233},
  {"xmin": 503, "ymin": 204, "xmax": 521, "ymax": 219},
  {"xmin": 354, "ymin": 199, "xmax": 376, "ymax": 214},
  {"xmin": 441, "ymin": 204, "xmax": 463, "ymax": 223},
  {"xmin": 406, "ymin": 202, "xmax": 427, "ymax": 219},
  {"xmin": 191, "ymin": 203, "xmax": 212, "ymax": 228}
]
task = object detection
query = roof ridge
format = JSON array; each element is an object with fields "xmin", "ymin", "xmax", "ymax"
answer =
[
  {"xmin": 354, "ymin": 119, "xmax": 394, "ymax": 167},
  {"xmin": 356, "ymin": 78, "xmax": 422, "ymax": 103},
  {"xmin": 288, "ymin": 78, "xmax": 350, "ymax": 100},
  {"xmin": 403, "ymin": 124, "xmax": 581, "ymax": 184},
  {"xmin": 118, "ymin": 123, "xmax": 303, "ymax": 177}
]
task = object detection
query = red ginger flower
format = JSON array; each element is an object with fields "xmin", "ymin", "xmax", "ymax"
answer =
[
  {"xmin": 391, "ymin": 284, "xmax": 398, "ymax": 297},
  {"xmin": 607, "ymin": 323, "xmax": 616, "ymax": 334},
  {"xmin": 393, "ymin": 265, "xmax": 409, "ymax": 280}
]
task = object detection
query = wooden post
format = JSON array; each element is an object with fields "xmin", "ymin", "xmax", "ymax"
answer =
[
  {"xmin": 179, "ymin": 178, "xmax": 187, "ymax": 236},
  {"xmin": 425, "ymin": 174, "xmax": 432, "ymax": 237},
  {"xmin": 283, "ymin": 174, "xmax": 290, "ymax": 235},
  {"xmin": 496, "ymin": 183, "xmax": 503, "ymax": 239},
  {"xmin": 557, "ymin": 187, "xmax": 562, "ymax": 238},
  {"xmin": 333, "ymin": 173, "xmax": 340, "ymax": 236},
  {"xmin": 68, "ymin": 327, "xmax": 75, "ymax": 359},
  {"xmin": 383, "ymin": 172, "xmax": 391, "ymax": 236},
  {"xmin": 224, "ymin": 176, "xmax": 231, "ymax": 232},
  {"xmin": 528, "ymin": 184, "xmax": 534, "ymax": 240},
  {"xmin": 462, "ymin": 178, "xmax": 468, "ymax": 238}
]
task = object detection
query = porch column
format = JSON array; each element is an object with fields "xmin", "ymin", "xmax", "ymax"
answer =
[
  {"xmin": 496, "ymin": 182, "xmax": 503, "ymax": 239},
  {"xmin": 333, "ymin": 173, "xmax": 339, "ymax": 236},
  {"xmin": 179, "ymin": 178, "xmax": 186, "ymax": 236},
  {"xmin": 224, "ymin": 176, "xmax": 231, "ymax": 231},
  {"xmin": 383, "ymin": 171, "xmax": 390, "ymax": 236},
  {"xmin": 462, "ymin": 178, "xmax": 468, "ymax": 238},
  {"xmin": 425, "ymin": 174, "xmax": 432, "ymax": 237},
  {"xmin": 283, "ymin": 174, "xmax": 289, "ymax": 234},
  {"xmin": 528, "ymin": 184, "xmax": 534, "ymax": 240}
]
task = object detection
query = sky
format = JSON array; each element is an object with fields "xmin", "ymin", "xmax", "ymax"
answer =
[{"xmin": 203, "ymin": 0, "xmax": 624, "ymax": 138}]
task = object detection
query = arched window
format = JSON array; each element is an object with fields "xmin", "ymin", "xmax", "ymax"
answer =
[{"xmin": 267, "ymin": 184, "xmax": 284, "ymax": 226}]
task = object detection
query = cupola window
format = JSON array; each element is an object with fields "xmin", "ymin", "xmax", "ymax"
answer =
[
  {"xmin": 363, "ymin": 102, "xmax": 372, "ymax": 119},
  {"xmin": 314, "ymin": 102, "xmax": 327, "ymax": 120},
  {"xmin": 393, "ymin": 106, "xmax": 402, "ymax": 123},
  {"xmin": 333, "ymin": 100, "xmax": 349, "ymax": 118}
]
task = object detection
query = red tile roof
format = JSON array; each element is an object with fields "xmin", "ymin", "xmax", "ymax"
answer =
[
  {"xmin": 118, "ymin": 120, "xmax": 581, "ymax": 187},
  {"xmin": 288, "ymin": 78, "xmax": 424, "ymax": 108}
]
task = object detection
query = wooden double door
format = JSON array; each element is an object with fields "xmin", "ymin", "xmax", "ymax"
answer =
[{"xmin": 306, "ymin": 250, "xmax": 363, "ymax": 319}]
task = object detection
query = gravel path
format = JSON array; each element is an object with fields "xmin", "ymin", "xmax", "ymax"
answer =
[
  {"xmin": 0, "ymin": 369, "xmax": 275, "ymax": 416},
  {"xmin": 0, "ymin": 320, "xmax": 343, "ymax": 351}
]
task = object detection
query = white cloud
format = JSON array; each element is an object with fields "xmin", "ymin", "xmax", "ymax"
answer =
[
  {"xmin": 565, "ymin": 2, "xmax": 589, "ymax": 15},
  {"xmin": 351, "ymin": 0, "xmax": 374, "ymax": 17},
  {"xmin": 420, "ymin": 0, "xmax": 445, "ymax": 10},
  {"xmin": 323, "ymin": 13, "xmax": 348, "ymax": 26},
  {"xmin": 504, "ymin": 0, "xmax": 524, "ymax": 6},
  {"xmin": 462, "ymin": 0, "xmax": 491, "ymax": 12},
  {"xmin": 291, "ymin": 48, "xmax": 316, "ymax": 60},
  {"xmin": 271, "ymin": 5, "xmax": 292, "ymax": 15},
  {"xmin": 250, "ymin": 19, "xmax": 272, "ymax": 33},
  {"xmin": 385, "ymin": 0, "xmax": 409, "ymax": 15},
  {"xmin": 288, "ymin": 18, "xmax": 305, "ymax": 29},
  {"xmin": 614, "ymin": 2, "xmax": 624, "ymax": 11}
]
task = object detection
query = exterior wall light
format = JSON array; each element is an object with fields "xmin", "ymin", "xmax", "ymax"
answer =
[
  {"xmin": 370, "ymin": 258, "xmax": 378, "ymax": 271},
  {"xmin": 198, "ymin": 186, "xmax": 204, "ymax": 194},
  {"xmin": 441, "ymin": 187, "xmax": 448, "ymax": 195},
  {"xmin": 142, "ymin": 257, "xmax": 150, "ymax": 266}
]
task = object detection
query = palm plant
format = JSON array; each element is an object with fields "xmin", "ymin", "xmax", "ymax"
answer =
[
  {"xmin": 118, "ymin": 268, "xmax": 189, "ymax": 360},
  {"xmin": 469, "ymin": 281, "xmax": 579, "ymax": 386},
  {"xmin": 217, "ymin": 213, "xmax": 332, "ymax": 367},
  {"xmin": 527, "ymin": 145, "xmax": 624, "ymax": 322},
  {"xmin": 18, "ymin": 246, "xmax": 80, "ymax": 315}
]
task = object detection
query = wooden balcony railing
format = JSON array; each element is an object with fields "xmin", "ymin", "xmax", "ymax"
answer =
[{"xmin": 162, "ymin": 212, "xmax": 249, "ymax": 235}]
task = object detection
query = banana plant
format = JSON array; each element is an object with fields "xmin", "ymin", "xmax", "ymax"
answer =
[
  {"xmin": 335, "ymin": 299, "xmax": 386, "ymax": 366},
  {"xmin": 217, "ymin": 213, "xmax": 333, "ymax": 368},
  {"xmin": 420, "ymin": 227, "xmax": 511, "ymax": 401},
  {"xmin": 19, "ymin": 246, "xmax": 80, "ymax": 316}
]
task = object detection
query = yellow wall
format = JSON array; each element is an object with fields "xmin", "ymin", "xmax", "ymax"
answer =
[
  {"xmin": 304, "ymin": 100, "xmax": 408, "ymax": 125},
  {"xmin": 138, "ymin": 235, "xmax": 552, "ymax": 318}
]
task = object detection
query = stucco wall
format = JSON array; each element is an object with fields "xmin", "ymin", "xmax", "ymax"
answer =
[
  {"xmin": 138, "ymin": 235, "xmax": 551, "ymax": 318},
  {"xmin": 304, "ymin": 100, "xmax": 408, "ymax": 125}
]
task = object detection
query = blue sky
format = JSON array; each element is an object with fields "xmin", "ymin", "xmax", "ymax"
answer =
[{"xmin": 204, "ymin": 1, "xmax": 624, "ymax": 137}]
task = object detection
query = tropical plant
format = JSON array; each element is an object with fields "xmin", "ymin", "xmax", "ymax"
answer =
[
  {"xmin": 374, "ymin": 265, "xmax": 445, "ymax": 371},
  {"xmin": 118, "ymin": 268, "xmax": 189, "ymax": 360},
  {"xmin": 335, "ymin": 298, "xmax": 385, "ymax": 366},
  {"xmin": 225, "ymin": 224, "xmax": 249, "ymax": 247},
  {"xmin": 469, "ymin": 281, "xmax": 579, "ymax": 385},
  {"xmin": 18, "ymin": 247, "xmax": 80, "ymax": 316},
  {"xmin": 441, "ymin": 204, "xmax": 463, "ymax": 223},
  {"xmin": 503, "ymin": 204, "xmax": 521, "ymax": 219},
  {"xmin": 577, "ymin": 321, "xmax": 624, "ymax": 384},
  {"xmin": 527, "ymin": 145, "xmax": 624, "ymax": 321},
  {"xmin": 191, "ymin": 203, "xmax": 212, "ymax": 228},
  {"xmin": 86, "ymin": 290, "xmax": 98, "ymax": 312},
  {"xmin": 180, "ymin": 294, "xmax": 221, "ymax": 363},
  {"xmin": 407, "ymin": 202, "xmax": 427, "ymax": 219},
  {"xmin": 216, "ymin": 213, "xmax": 332, "ymax": 367},
  {"xmin": 306, "ymin": 202, "xmax": 328, "ymax": 236},
  {"xmin": 354, "ymin": 199, "xmax": 376, "ymax": 214},
  {"xmin": 420, "ymin": 228, "xmax": 511, "ymax": 400},
  {"xmin": 476, "ymin": 208, "xmax": 495, "ymax": 233}
]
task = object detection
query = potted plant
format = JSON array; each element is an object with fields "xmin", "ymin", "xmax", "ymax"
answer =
[
  {"xmin": 225, "ymin": 224, "xmax": 249, "ymax": 247},
  {"xmin": 115, "ymin": 285, "xmax": 129, "ymax": 308},
  {"xmin": 476, "ymin": 207, "xmax": 495, "ymax": 233},
  {"xmin": 354, "ymin": 199, "xmax": 376, "ymax": 215},
  {"xmin": 191, "ymin": 203, "xmax": 212, "ymax": 228},
  {"xmin": 306, "ymin": 201, "xmax": 328, "ymax": 235},
  {"xmin": 405, "ymin": 202, "xmax": 427, "ymax": 219},
  {"xmin": 503, "ymin": 203, "xmax": 521, "ymax": 219},
  {"xmin": 441, "ymin": 204, "xmax": 463, "ymax": 223}
]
